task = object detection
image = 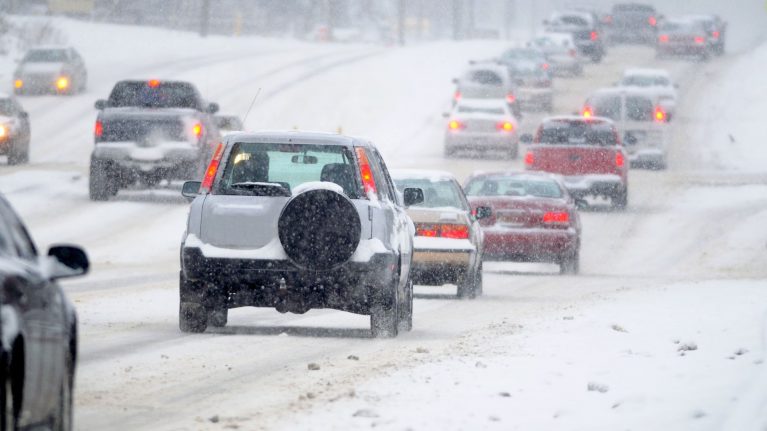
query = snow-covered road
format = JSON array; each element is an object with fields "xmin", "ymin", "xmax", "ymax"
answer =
[{"xmin": 0, "ymin": 14, "xmax": 766, "ymax": 431}]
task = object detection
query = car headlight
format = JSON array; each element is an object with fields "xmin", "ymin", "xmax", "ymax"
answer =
[
  {"xmin": 0, "ymin": 124, "xmax": 9, "ymax": 139},
  {"xmin": 14, "ymin": 79, "xmax": 23, "ymax": 89}
]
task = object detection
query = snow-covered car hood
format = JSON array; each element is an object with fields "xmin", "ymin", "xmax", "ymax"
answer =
[{"xmin": 17, "ymin": 62, "xmax": 65, "ymax": 75}]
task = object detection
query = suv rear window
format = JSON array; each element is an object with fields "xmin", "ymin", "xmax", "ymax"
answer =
[
  {"xmin": 99, "ymin": 118, "xmax": 187, "ymax": 142},
  {"xmin": 538, "ymin": 121, "xmax": 618, "ymax": 146},
  {"xmin": 468, "ymin": 71, "xmax": 503, "ymax": 86},
  {"xmin": 625, "ymin": 96, "xmax": 653, "ymax": 121},
  {"xmin": 108, "ymin": 82, "xmax": 202, "ymax": 109},
  {"xmin": 217, "ymin": 143, "xmax": 359, "ymax": 198}
]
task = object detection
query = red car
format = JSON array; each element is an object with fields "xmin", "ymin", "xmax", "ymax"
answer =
[
  {"xmin": 522, "ymin": 116, "xmax": 629, "ymax": 209},
  {"xmin": 465, "ymin": 171, "xmax": 582, "ymax": 274}
]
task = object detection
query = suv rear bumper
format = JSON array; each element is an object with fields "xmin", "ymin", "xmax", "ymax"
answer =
[
  {"xmin": 92, "ymin": 145, "xmax": 200, "ymax": 179},
  {"xmin": 181, "ymin": 246, "xmax": 397, "ymax": 315}
]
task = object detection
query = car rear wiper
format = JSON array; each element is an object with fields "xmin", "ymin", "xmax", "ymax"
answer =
[{"xmin": 230, "ymin": 182, "xmax": 291, "ymax": 197}]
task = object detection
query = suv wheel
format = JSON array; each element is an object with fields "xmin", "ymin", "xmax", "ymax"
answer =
[
  {"xmin": 179, "ymin": 273, "xmax": 208, "ymax": 333},
  {"xmin": 560, "ymin": 249, "xmax": 580, "ymax": 275},
  {"xmin": 473, "ymin": 262, "xmax": 484, "ymax": 297},
  {"xmin": 370, "ymin": 281, "xmax": 399, "ymax": 338},
  {"xmin": 612, "ymin": 189, "xmax": 628, "ymax": 210},
  {"xmin": 207, "ymin": 304, "xmax": 228, "ymax": 328},
  {"xmin": 457, "ymin": 269, "xmax": 478, "ymax": 299},
  {"xmin": 89, "ymin": 160, "xmax": 118, "ymax": 201},
  {"xmin": 1, "ymin": 364, "xmax": 17, "ymax": 431},
  {"xmin": 398, "ymin": 277, "xmax": 413, "ymax": 332}
]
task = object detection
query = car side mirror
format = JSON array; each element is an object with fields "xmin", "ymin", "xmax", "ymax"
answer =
[
  {"xmin": 182, "ymin": 180, "xmax": 202, "ymax": 200},
  {"xmin": 474, "ymin": 206, "xmax": 492, "ymax": 220},
  {"xmin": 574, "ymin": 198, "xmax": 588, "ymax": 209},
  {"xmin": 520, "ymin": 133, "xmax": 533, "ymax": 144},
  {"xmin": 94, "ymin": 99, "xmax": 107, "ymax": 110},
  {"xmin": 47, "ymin": 245, "xmax": 89, "ymax": 280},
  {"xmin": 403, "ymin": 187, "xmax": 424, "ymax": 207},
  {"xmin": 206, "ymin": 102, "xmax": 220, "ymax": 114}
]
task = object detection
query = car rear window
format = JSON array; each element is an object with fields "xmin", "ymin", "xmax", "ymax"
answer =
[
  {"xmin": 108, "ymin": 82, "xmax": 201, "ymax": 109},
  {"xmin": 625, "ymin": 96, "xmax": 654, "ymax": 121},
  {"xmin": 468, "ymin": 71, "xmax": 503, "ymax": 86},
  {"xmin": 591, "ymin": 96, "xmax": 621, "ymax": 120},
  {"xmin": 555, "ymin": 15, "xmax": 589, "ymax": 27},
  {"xmin": 394, "ymin": 179, "xmax": 468, "ymax": 210},
  {"xmin": 217, "ymin": 143, "xmax": 359, "ymax": 198},
  {"xmin": 538, "ymin": 120, "xmax": 618, "ymax": 146},
  {"xmin": 622, "ymin": 75, "xmax": 670, "ymax": 87},
  {"xmin": 660, "ymin": 21, "xmax": 698, "ymax": 33},
  {"xmin": 457, "ymin": 106, "xmax": 505, "ymax": 115},
  {"xmin": 23, "ymin": 49, "xmax": 67, "ymax": 62},
  {"xmin": 99, "ymin": 118, "xmax": 187, "ymax": 142},
  {"xmin": 465, "ymin": 176, "xmax": 563, "ymax": 199}
]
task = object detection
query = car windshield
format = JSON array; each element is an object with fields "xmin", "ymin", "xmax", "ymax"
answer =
[
  {"xmin": 23, "ymin": 49, "xmax": 67, "ymax": 62},
  {"xmin": 465, "ymin": 176, "xmax": 563, "ymax": 198},
  {"xmin": 660, "ymin": 22, "xmax": 698, "ymax": 34},
  {"xmin": 539, "ymin": 121, "xmax": 618, "ymax": 146},
  {"xmin": 218, "ymin": 143, "xmax": 359, "ymax": 198},
  {"xmin": 394, "ymin": 178, "xmax": 467, "ymax": 210},
  {"xmin": 457, "ymin": 106, "xmax": 505, "ymax": 115},
  {"xmin": 622, "ymin": 75, "xmax": 670, "ymax": 87},
  {"xmin": 107, "ymin": 82, "xmax": 201, "ymax": 109}
]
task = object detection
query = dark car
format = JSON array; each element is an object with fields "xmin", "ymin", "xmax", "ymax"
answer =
[
  {"xmin": 544, "ymin": 11, "xmax": 606, "ymax": 62},
  {"xmin": 465, "ymin": 171, "xmax": 582, "ymax": 274},
  {"xmin": 89, "ymin": 80, "xmax": 222, "ymax": 200},
  {"xmin": 0, "ymin": 96, "xmax": 31, "ymax": 165},
  {"xmin": 605, "ymin": 3, "xmax": 659, "ymax": 45},
  {"xmin": 13, "ymin": 46, "xmax": 87, "ymax": 95},
  {"xmin": 0, "ymin": 193, "xmax": 89, "ymax": 430},
  {"xmin": 656, "ymin": 19, "xmax": 712, "ymax": 61},
  {"xmin": 179, "ymin": 131, "xmax": 423, "ymax": 337},
  {"xmin": 687, "ymin": 15, "xmax": 727, "ymax": 55}
]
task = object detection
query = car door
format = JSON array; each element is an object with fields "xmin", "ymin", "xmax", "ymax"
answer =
[{"xmin": 0, "ymin": 199, "xmax": 64, "ymax": 422}]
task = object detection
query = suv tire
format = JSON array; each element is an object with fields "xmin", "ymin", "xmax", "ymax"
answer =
[
  {"xmin": 612, "ymin": 189, "xmax": 628, "ymax": 210},
  {"xmin": 371, "ymin": 281, "xmax": 399, "ymax": 338},
  {"xmin": 398, "ymin": 277, "xmax": 413, "ymax": 332},
  {"xmin": 457, "ymin": 268, "xmax": 479, "ymax": 299},
  {"xmin": 89, "ymin": 160, "xmax": 117, "ymax": 201},
  {"xmin": 179, "ymin": 273, "xmax": 207, "ymax": 333},
  {"xmin": 560, "ymin": 249, "xmax": 580, "ymax": 275}
]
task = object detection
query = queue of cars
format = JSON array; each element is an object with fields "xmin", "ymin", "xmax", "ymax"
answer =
[{"xmin": 0, "ymin": 3, "xmax": 722, "ymax": 427}]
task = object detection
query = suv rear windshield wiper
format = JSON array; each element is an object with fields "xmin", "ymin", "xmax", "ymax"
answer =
[{"xmin": 229, "ymin": 182, "xmax": 291, "ymax": 197}]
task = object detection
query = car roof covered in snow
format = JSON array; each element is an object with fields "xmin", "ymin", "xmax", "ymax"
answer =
[
  {"xmin": 223, "ymin": 130, "xmax": 375, "ymax": 148},
  {"xmin": 623, "ymin": 68, "xmax": 671, "ymax": 78},
  {"xmin": 389, "ymin": 169, "xmax": 458, "ymax": 182}
]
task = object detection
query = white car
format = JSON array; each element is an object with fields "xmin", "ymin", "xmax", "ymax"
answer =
[
  {"xmin": 444, "ymin": 99, "xmax": 520, "ymax": 159},
  {"xmin": 618, "ymin": 68, "xmax": 678, "ymax": 113},
  {"xmin": 583, "ymin": 87, "xmax": 671, "ymax": 169},
  {"xmin": 530, "ymin": 32, "xmax": 583, "ymax": 77}
]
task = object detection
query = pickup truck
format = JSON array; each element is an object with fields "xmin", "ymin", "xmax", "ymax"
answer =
[
  {"xmin": 89, "ymin": 79, "xmax": 221, "ymax": 200},
  {"xmin": 523, "ymin": 116, "xmax": 629, "ymax": 209}
]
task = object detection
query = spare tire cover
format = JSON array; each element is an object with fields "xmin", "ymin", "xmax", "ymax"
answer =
[{"xmin": 278, "ymin": 189, "xmax": 362, "ymax": 270}]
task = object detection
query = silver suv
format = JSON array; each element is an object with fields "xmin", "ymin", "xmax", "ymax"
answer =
[{"xmin": 179, "ymin": 131, "xmax": 423, "ymax": 338}]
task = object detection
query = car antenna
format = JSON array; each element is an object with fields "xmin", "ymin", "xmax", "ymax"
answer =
[{"xmin": 241, "ymin": 88, "xmax": 262, "ymax": 128}]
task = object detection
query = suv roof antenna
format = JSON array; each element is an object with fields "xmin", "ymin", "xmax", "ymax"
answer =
[{"xmin": 241, "ymin": 88, "xmax": 262, "ymax": 129}]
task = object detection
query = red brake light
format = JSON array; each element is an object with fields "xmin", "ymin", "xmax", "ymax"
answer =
[
  {"xmin": 712, "ymin": 31, "xmax": 720, "ymax": 39},
  {"xmin": 648, "ymin": 16, "xmax": 657, "ymax": 26},
  {"xmin": 454, "ymin": 90, "xmax": 462, "ymax": 101},
  {"xmin": 582, "ymin": 106, "xmax": 593, "ymax": 118},
  {"xmin": 193, "ymin": 123, "xmax": 203, "ymax": 138},
  {"xmin": 542, "ymin": 63, "xmax": 550, "ymax": 71},
  {"xmin": 448, "ymin": 120, "xmax": 465, "ymax": 131},
  {"xmin": 355, "ymin": 147, "xmax": 377, "ymax": 197},
  {"xmin": 506, "ymin": 93, "xmax": 516, "ymax": 104},
  {"xmin": 694, "ymin": 36, "xmax": 705, "ymax": 44},
  {"xmin": 201, "ymin": 142, "xmax": 225, "ymax": 192},
  {"xmin": 94, "ymin": 120, "xmax": 103, "ymax": 138},
  {"xmin": 615, "ymin": 151, "xmax": 625, "ymax": 167},
  {"xmin": 659, "ymin": 34, "xmax": 669, "ymax": 43},
  {"xmin": 654, "ymin": 106, "xmax": 666, "ymax": 122},
  {"xmin": 543, "ymin": 211, "xmax": 569, "ymax": 224},
  {"xmin": 524, "ymin": 151, "xmax": 534, "ymax": 166},
  {"xmin": 416, "ymin": 223, "xmax": 469, "ymax": 239},
  {"xmin": 496, "ymin": 121, "xmax": 514, "ymax": 132},
  {"xmin": 590, "ymin": 31, "xmax": 598, "ymax": 41},
  {"xmin": 148, "ymin": 79, "xmax": 160, "ymax": 88},
  {"xmin": 441, "ymin": 224, "xmax": 469, "ymax": 239}
]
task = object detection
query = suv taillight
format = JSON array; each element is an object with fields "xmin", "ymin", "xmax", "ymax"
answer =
[
  {"xmin": 615, "ymin": 151, "xmax": 625, "ymax": 168},
  {"xmin": 524, "ymin": 151, "xmax": 534, "ymax": 167},
  {"xmin": 201, "ymin": 142, "xmax": 224, "ymax": 192},
  {"xmin": 542, "ymin": 211, "xmax": 570, "ymax": 227},
  {"xmin": 355, "ymin": 147, "xmax": 377, "ymax": 197},
  {"xmin": 94, "ymin": 120, "xmax": 103, "ymax": 139}
]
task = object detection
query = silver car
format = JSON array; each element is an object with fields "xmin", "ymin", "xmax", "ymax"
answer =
[
  {"xmin": 444, "ymin": 99, "xmax": 520, "ymax": 159},
  {"xmin": 179, "ymin": 131, "xmax": 422, "ymax": 338}
]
